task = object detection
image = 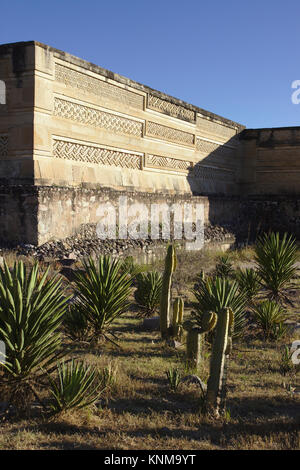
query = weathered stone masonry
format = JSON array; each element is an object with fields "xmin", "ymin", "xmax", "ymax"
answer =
[{"xmin": 0, "ymin": 41, "xmax": 299, "ymax": 245}]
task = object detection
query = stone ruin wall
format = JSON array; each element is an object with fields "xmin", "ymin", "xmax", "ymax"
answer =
[
  {"xmin": 238, "ymin": 128, "xmax": 300, "ymax": 240},
  {"xmin": 239, "ymin": 127, "xmax": 300, "ymax": 196},
  {"xmin": 0, "ymin": 41, "xmax": 299, "ymax": 245},
  {"xmin": 0, "ymin": 41, "xmax": 243, "ymax": 245},
  {"xmin": 35, "ymin": 43, "xmax": 241, "ymax": 194}
]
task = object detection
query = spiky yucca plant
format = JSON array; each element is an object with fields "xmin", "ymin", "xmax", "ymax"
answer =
[
  {"xmin": 0, "ymin": 260, "xmax": 68, "ymax": 406},
  {"xmin": 63, "ymin": 303, "xmax": 90, "ymax": 342},
  {"xmin": 193, "ymin": 277, "xmax": 247, "ymax": 339},
  {"xmin": 134, "ymin": 271, "xmax": 162, "ymax": 317},
  {"xmin": 235, "ymin": 268, "xmax": 261, "ymax": 303},
  {"xmin": 215, "ymin": 255, "xmax": 234, "ymax": 279},
  {"xmin": 271, "ymin": 321, "xmax": 288, "ymax": 340},
  {"xmin": 279, "ymin": 345, "xmax": 294, "ymax": 376},
  {"xmin": 166, "ymin": 367, "xmax": 181, "ymax": 391},
  {"xmin": 48, "ymin": 359, "xmax": 103, "ymax": 414},
  {"xmin": 254, "ymin": 232, "xmax": 298, "ymax": 302},
  {"xmin": 73, "ymin": 256, "xmax": 134, "ymax": 344},
  {"xmin": 120, "ymin": 256, "xmax": 142, "ymax": 277},
  {"xmin": 253, "ymin": 300, "xmax": 286, "ymax": 339},
  {"xmin": 99, "ymin": 362, "xmax": 118, "ymax": 388}
]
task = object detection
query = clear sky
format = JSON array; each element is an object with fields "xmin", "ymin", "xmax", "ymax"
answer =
[{"xmin": 1, "ymin": 0, "xmax": 300, "ymax": 128}]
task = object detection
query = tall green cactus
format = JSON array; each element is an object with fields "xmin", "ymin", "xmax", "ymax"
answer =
[
  {"xmin": 186, "ymin": 328, "xmax": 203, "ymax": 369},
  {"xmin": 172, "ymin": 297, "xmax": 184, "ymax": 341},
  {"xmin": 184, "ymin": 311, "xmax": 217, "ymax": 370},
  {"xmin": 220, "ymin": 308, "xmax": 234, "ymax": 411},
  {"xmin": 206, "ymin": 307, "xmax": 234, "ymax": 415},
  {"xmin": 160, "ymin": 245, "xmax": 177, "ymax": 339}
]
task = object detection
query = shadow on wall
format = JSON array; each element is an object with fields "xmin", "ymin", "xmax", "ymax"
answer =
[
  {"xmin": 185, "ymin": 134, "xmax": 244, "ymax": 240},
  {"xmin": 186, "ymin": 134, "xmax": 239, "ymax": 198},
  {"xmin": 185, "ymin": 132, "xmax": 300, "ymax": 242}
]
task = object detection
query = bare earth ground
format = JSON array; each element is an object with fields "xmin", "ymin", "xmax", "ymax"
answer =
[{"xmin": 0, "ymin": 247, "xmax": 299, "ymax": 450}]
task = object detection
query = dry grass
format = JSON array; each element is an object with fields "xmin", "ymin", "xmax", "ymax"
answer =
[{"xmin": 0, "ymin": 246, "xmax": 299, "ymax": 450}]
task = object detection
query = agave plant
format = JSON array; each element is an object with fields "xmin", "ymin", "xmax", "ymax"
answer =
[
  {"xmin": 99, "ymin": 361, "xmax": 118, "ymax": 388},
  {"xmin": 271, "ymin": 321, "xmax": 288, "ymax": 341},
  {"xmin": 253, "ymin": 300, "xmax": 287, "ymax": 339},
  {"xmin": 235, "ymin": 268, "xmax": 261, "ymax": 303},
  {"xmin": 120, "ymin": 256, "xmax": 142, "ymax": 277},
  {"xmin": 215, "ymin": 255, "xmax": 234, "ymax": 279},
  {"xmin": 192, "ymin": 277, "xmax": 247, "ymax": 338},
  {"xmin": 63, "ymin": 303, "xmax": 90, "ymax": 342},
  {"xmin": 48, "ymin": 359, "xmax": 103, "ymax": 414},
  {"xmin": 134, "ymin": 271, "xmax": 162, "ymax": 317},
  {"xmin": 254, "ymin": 232, "xmax": 298, "ymax": 302},
  {"xmin": 0, "ymin": 260, "xmax": 68, "ymax": 406},
  {"xmin": 73, "ymin": 256, "xmax": 134, "ymax": 344},
  {"xmin": 279, "ymin": 345, "xmax": 294, "ymax": 376},
  {"xmin": 166, "ymin": 367, "xmax": 181, "ymax": 391}
]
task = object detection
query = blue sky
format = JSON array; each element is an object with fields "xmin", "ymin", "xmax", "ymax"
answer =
[{"xmin": 1, "ymin": 0, "xmax": 300, "ymax": 128}]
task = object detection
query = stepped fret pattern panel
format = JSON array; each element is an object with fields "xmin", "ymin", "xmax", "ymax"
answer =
[
  {"xmin": 196, "ymin": 137, "xmax": 235, "ymax": 157},
  {"xmin": 197, "ymin": 116, "xmax": 237, "ymax": 141},
  {"xmin": 0, "ymin": 134, "xmax": 8, "ymax": 157},
  {"xmin": 55, "ymin": 64, "xmax": 144, "ymax": 110},
  {"xmin": 147, "ymin": 121, "xmax": 195, "ymax": 146},
  {"xmin": 54, "ymin": 98, "xmax": 143, "ymax": 137},
  {"xmin": 192, "ymin": 165, "xmax": 235, "ymax": 182},
  {"xmin": 146, "ymin": 154, "xmax": 192, "ymax": 172},
  {"xmin": 53, "ymin": 139, "xmax": 142, "ymax": 169},
  {"xmin": 147, "ymin": 94, "xmax": 195, "ymax": 122}
]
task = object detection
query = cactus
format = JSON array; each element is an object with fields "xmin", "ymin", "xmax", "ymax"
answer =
[
  {"xmin": 160, "ymin": 244, "xmax": 177, "ymax": 339},
  {"xmin": 206, "ymin": 307, "xmax": 234, "ymax": 415},
  {"xmin": 184, "ymin": 311, "xmax": 217, "ymax": 370},
  {"xmin": 186, "ymin": 327, "xmax": 203, "ymax": 369},
  {"xmin": 172, "ymin": 297, "xmax": 184, "ymax": 341},
  {"xmin": 202, "ymin": 311, "xmax": 218, "ymax": 332},
  {"xmin": 220, "ymin": 308, "xmax": 234, "ymax": 411}
]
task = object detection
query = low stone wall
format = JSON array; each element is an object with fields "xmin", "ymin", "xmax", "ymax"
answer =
[
  {"xmin": 236, "ymin": 197, "xmax": 300, "ymax": 241},
  {"xmin": 37, "ymin": 186, "xmax": 210, "ymax": 245},
  {"xmin": 0, "ymin": 184, "xmax": 242, "ymax": 246},
  {"xmin": 1, "ymin": 185, "xmax": 299, "ymax": 247},
  {"xmin": 0, "ymin": 185, "xmax": 38, "ymax": 245}
]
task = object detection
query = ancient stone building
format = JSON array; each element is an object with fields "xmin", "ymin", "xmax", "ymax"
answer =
[{"xmin": 0, "ymin": 41, "xmax": 299, "ymax": 245}]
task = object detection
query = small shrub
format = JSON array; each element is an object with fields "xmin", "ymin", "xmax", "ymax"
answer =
[
  {"xmin": 0, "ymin": 260, "xmax": 68, "ymax": 408},
  {"xmin": 63, "ymin": 303, "xmax": 90, "ymax": 342},
  {"xmin": 215, "ymin": 255, "xmax": 234, "ymax": 279},
  {"xmin": 99, "ymin": 362, "xmax": 118, "ymax": 388},
  {"xmin": 236, "ymin": 268, "xmax": 261, "ymax": 303},
  {"xmin": 73, "ymin": 256, "xmax": 134, "ymax": 344},
  {"xmin": 134, "ymin": 271, "xmax": 162, "ymax": 317},
  {"xmin": 48, "ymin": 360, "xmax": 103, "ymax": 414},
  {"xmin": 166, "ymin": 367, "xmax": 181, "ymax": 391},
  {"xmin": 253, "ymin": 300, "xmax": 287, "ymax": 339},
  {"xmin": 279, "ymin": 346, "xmax": 294, "ymax": 376},
  {"xmin": 193, "ymin": 277, "xmax": 247, "ymax": 339},
  {"xmin": 120, "ymin": 256, "xmax": 143, "ymax": 277},
  {"xmin": 271, "ymin": 322, "xmax": 289, "ymax": 341},
  {"xmin": 254, "ymin": 232, "xmax": 298, "ymax": 302}
]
